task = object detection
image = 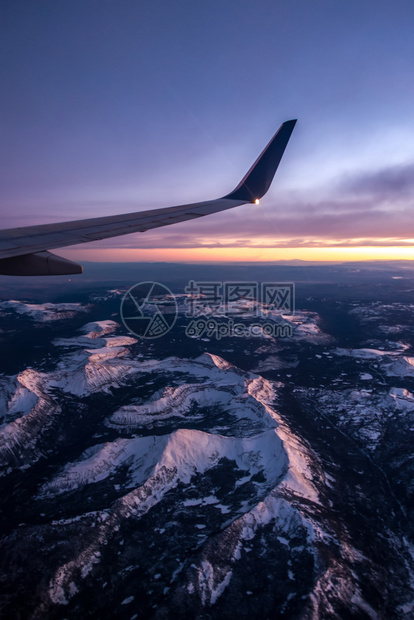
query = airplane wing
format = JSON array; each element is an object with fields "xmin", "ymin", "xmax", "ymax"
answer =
[{"xmin": 0, "ymin": 119, "xmax": 296, "ymax": 275}]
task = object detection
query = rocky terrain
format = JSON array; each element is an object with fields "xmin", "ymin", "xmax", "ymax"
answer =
[{"xmin": 0, "ymin": 294, "xmax": 413, "ymax": 618}]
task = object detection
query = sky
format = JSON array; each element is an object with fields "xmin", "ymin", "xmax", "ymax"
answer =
[{"xmin": 2, "ymin": 0, "xmax": 414, "ymax": 263}]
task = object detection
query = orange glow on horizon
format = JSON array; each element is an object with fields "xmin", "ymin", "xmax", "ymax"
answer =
[{"xmin": 60, "ymin": 245, "xmax": 414, "ymax": 264}]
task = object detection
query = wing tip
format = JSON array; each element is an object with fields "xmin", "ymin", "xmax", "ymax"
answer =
[{"xmin": 223, "ymin": 118, "xmax": 297, "ymax": 202}]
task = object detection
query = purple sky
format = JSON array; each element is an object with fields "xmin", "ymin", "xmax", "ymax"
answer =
[{"xmin": 2, "ymin": 1, "xmax": 414, "ymax": 259}]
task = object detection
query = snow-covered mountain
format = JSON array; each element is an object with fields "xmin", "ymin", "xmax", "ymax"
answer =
[
  {"xmin": 1, "ymin": 296, "xmax": 414, "ymax": 619},
  {"xmin": 0, "ymin": 300, "xmax": 89, "ymax": 321}
]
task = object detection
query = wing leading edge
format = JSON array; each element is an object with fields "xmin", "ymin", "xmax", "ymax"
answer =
[{"xmin": 0, "ymin": 119, "xmax": 296, "ymax": 275}]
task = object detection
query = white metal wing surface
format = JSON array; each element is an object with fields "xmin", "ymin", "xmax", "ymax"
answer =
[{"xmin": 0, "ymin": 120, "xmax": 296, "ymax": 275}]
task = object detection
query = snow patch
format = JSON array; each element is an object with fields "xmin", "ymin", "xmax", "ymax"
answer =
[{"xmin": 0, "ymin": 300, "xmax": 88, "ymax": 321}]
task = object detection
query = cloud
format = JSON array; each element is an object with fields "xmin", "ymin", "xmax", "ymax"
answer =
[
  {"xmin": 4, "ymin": 161, "xmax": 414, "ymax": 253},
  {"xmin": 76, "ymin": 196, "xmax": 411, "ymax": 249},
  {"xmin": 339, "ymin": 163, "xmax": 414, "ymax": 199}
]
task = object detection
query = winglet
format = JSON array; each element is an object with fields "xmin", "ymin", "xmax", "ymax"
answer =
[{"xmin": 223, "ymin": 119, "xmax": 297, "ymax": 202}]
